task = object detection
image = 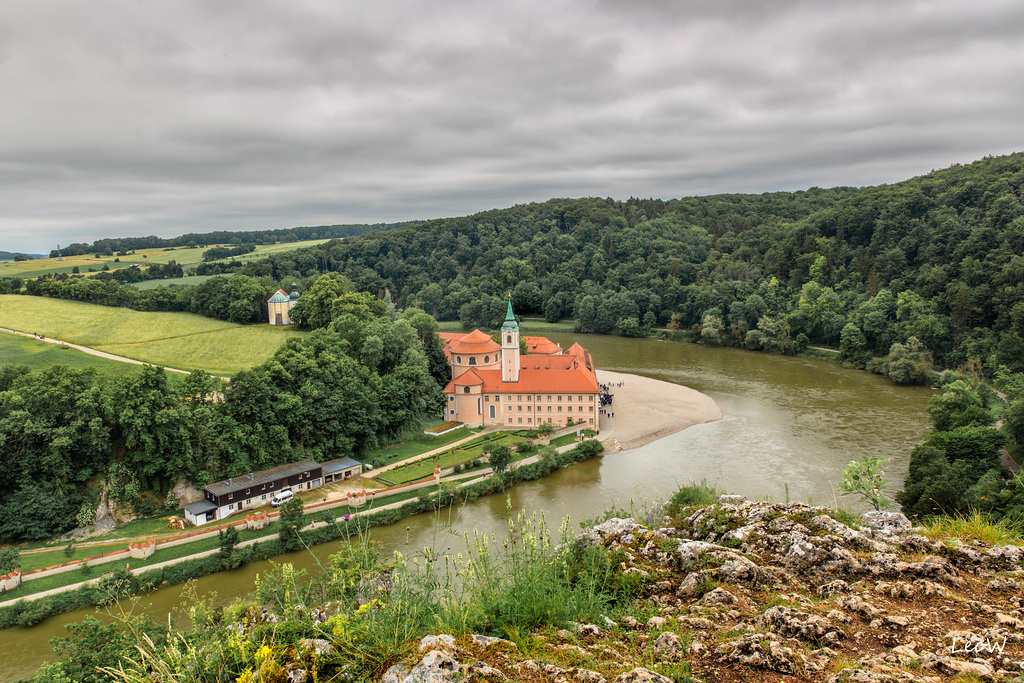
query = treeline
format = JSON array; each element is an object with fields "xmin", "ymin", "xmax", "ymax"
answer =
[
  {"xmin": 0, "ymin": 277, "xmax": 447, "ymax": 543},
  {"xmin": 17, "ymin": 272, "xmax": 273, "ymax": 324},
  {"xmin": 219, "ymin": 152, "xmax": 1024, "ymax": 376},
  {"xmin": 201, "ymin": 243, "xmax": 256, "ymax": 261},
  {"xmin": 898, "ymin": 368, "xmax": 1024, "ymax": 521},
  {"xmin": 48, "ymin": 220, "xmax": 420, "ymax": 258}
]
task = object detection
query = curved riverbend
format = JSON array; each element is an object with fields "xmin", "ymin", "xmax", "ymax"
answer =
[{"xmin": 0, "ymin": 337, "xmax": 931, "ymax": 681}]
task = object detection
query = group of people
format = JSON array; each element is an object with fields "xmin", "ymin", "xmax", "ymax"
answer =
[{"xmin": 598, "ymin": 383, "xmax": 615, "ymax": 418}]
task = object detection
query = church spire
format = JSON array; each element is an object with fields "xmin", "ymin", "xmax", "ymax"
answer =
[
  {"xmin": 501, "ymin": 295, "xmax": 518, "ymax": 331},
  {"xmin": 500, "ymin": 295, "xmax": 520, "ymax": 382}
]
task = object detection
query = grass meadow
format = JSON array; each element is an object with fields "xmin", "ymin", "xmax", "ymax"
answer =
[
  {"xmin": 0, "ymin": 239, "xmax": 329, "ymax": 279},
  {"xmin": 0, "ymin": 333, "xmax": 146, "ymax": 377},
  {"xmin": 0, "ymin": 296, "xmax": 304, "ymax": 375},
  {"xmin": 132, "ymin": 275, "xmax": 219, "ymax": 290}
]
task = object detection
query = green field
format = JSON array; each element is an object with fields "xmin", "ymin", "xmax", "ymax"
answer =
[
  {"xmin": 0, "ymin": 296, "xmax": 304, "ymax": 376},
  {"xmin": 381, "ymin": 431, "xmax": 534, "ymax": 485},
  {"xmin": 132, "ymin": 275, "xmax": 220, "ymax": 290},
  {"xmin": 0, "ymin": 239, "xmax": 329, "ymax": 279},
  {"xmin": 0, "ymin": 333, "xmax": 149, "ymax": 377}
]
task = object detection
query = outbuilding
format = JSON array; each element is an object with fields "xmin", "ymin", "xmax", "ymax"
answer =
[
  {"xmin": 321, "ymin": 457, "xmax": 363, "ymax": 483},
  {"xmin": 186, "ymin": 460, "xmax": 323, "ymax": 525}
]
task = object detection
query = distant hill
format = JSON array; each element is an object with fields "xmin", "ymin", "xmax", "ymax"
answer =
[
  {"xmin": 0, "ymin": 251, "xmax": 46, "ymax": 261},
  {"xmin": 48, "ymin": 221, "xmax": 420, "ymax": 258}
]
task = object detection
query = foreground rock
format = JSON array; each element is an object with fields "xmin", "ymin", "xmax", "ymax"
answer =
[{"xmin": 369, "ymin": 500, "xmax": 1024, "ymax": 682}]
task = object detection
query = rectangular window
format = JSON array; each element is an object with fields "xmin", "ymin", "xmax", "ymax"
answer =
[
  {"xmin": 484, "ymin": 395, "xmax": 489, "ymax": 401},
  {"xmin": 527, "ymin": 406, "xmax": 531, "ymax": 411},
  {"xmin": 262, "ymin": 494, "xmax": 266, "ymax": 500},
  {"xmin": 536, "ymin": 395, "xmax": 541, "ymax": 400},
  {"xmin": 228, "ymin": 503, "xmax": 234, "ymax": 511},
  {"xmin": 578, "ymin": 395, "xmax": 583, "ymax": 402},
  {"xmin": 547, "ymin": 406, "xmax": 552, "ymax": 412},
  {"xmin": 568, "ymin": 395, "xmax": 572, "ymax": 401},
  {"xmin": 527, "ymin": 418, "xmax": 532, "ymax": 424},
  {"xmin": 589, "ymin": 406, "xmax": 594, "ymax": 412},
  {"xmin": 518, "ymin": 405, "xmax": 522, "ymax": 411},
  {"xmin": 558, "ymin": 406, "xmax": 562, "ymax": 412},
  {"xmin": 517, "ymin": 395, "xmax": 522, "ymax": 401},
  {"xmin": 547, "ymin": 395, "xmax": 552, "ymax": 401},
  {"xmin": 557, "ymin": 395, "xmax": 562, "ymax": 401},
  {"xmin": 495, "ymin": 395, "xmax": 500, "ymax": 401}
]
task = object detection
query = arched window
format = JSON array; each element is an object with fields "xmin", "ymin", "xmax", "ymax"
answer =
[
  {"xmin": 506, "ymin": 335, "xmax": 512, "ymax": 345},
  {"xmin": 477, "ymin": 397, "xmax": 482, "ymax": 414},
  {"xmin": 489, "ymin": 404, "xmax": 496, "ymax": 419},
  {"xmin": 469, "ymin": 356, "xmax": 477, "ymax": 365}
]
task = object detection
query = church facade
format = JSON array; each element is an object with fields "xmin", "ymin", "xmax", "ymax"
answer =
[{"xmin": 440, "ymin": 301, "xmax": 600, "ymax": 428}]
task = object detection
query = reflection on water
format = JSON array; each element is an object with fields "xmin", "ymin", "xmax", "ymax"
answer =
[{"xmin": 0, "ymin": 337, "xmax": 932, "ymax": 682}]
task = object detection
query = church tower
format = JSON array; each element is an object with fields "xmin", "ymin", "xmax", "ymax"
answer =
[{"xmin": 500, "ymin": 298, "xmax": 520, "ymax": 382}]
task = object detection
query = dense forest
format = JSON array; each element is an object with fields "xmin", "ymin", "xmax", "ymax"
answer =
[
  {"xmin": 0, "ymin": 278, "xmax": 447, "ymax": 543},
  {"xmin": 897, "ymin": 367, "xmax": 1024, "ymax": 525},
  {"xmin": 46, "ymin": 220, "xmax": 420, "ymax": 258},
  {"xmin": 228, "ymin": 153, "xmax": 1022, "ymax": 375}
]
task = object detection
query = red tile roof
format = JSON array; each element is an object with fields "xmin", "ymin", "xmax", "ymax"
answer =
[
  {"xmin": 440, "ymin": 329, "xmax": 501, "ymax": 355},
  {"xmin": 443, "ymin": 360, "xmax": 599, "ymax": 394}
]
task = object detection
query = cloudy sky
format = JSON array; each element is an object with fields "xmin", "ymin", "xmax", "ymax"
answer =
[{"xmin": 2, "ymin": 0, "xmax": 1022, "ymax": 253}]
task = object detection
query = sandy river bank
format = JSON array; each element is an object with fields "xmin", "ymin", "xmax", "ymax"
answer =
[{"xmin": 596, "ymin": 369, "xmax": 723, "ymax": 452}]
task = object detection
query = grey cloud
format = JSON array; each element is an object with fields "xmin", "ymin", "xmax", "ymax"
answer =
[{"xmin": 1, "ymin": 0, "xmax": 1022, "ymax": 252}]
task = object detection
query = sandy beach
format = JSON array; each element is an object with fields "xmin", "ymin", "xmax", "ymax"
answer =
[{"xmin": 596, "ymin": 370, "xmax": 722, "ymax": 452}]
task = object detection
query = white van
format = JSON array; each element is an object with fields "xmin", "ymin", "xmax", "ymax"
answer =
[{"xmin": 271, "ymin": 489, "xmax": 294, "ymax": 507}]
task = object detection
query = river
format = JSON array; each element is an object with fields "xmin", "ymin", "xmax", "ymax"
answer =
[{"xmin": 0, "ymin": 335, "xmax": 932, "ymax": 681}]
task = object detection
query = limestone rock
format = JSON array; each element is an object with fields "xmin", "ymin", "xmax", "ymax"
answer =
[
  {"xmin": 612, "ymin": 668, "xmax": 673, "ymax": 683},
  {"xmin": 716, "ymin": 633, "xmax": 799, "ymax": 674},
  {"xmin": 170, "ymin": 478, "xmax": 205, "ymax": 505},
  {"xmin": 860, "ymin": 511, "xmax": 912, "ymax": 536},
  {"xmin": 464, "ymin": 662, "xmax": 506, "ymax": 679},
  {"xmin": 403, "ymin": 650, "xmax": 459, "ymax": 683},
  {"xmin": 760, "ymin": 605, "xmax": 842, "ymax": 643},
  {"xmin": 700, "ymin": 587, "xmax": 738, "ymax": 605},
  {"xmin": 471, "ymin": 634, "xmax": 515, "ymax": 649},
  {"xmin": 418, "ymin": 634, "xmax": 456, "ymax": 652},
  {"xmin": 651, "ymin": 632, "xmax": 684, "ymax": 660},
  {"xmin": 380, "ymin": 663, "xmax": 411, "ymax": 683}
]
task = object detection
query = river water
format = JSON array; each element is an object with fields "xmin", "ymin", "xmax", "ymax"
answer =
[{"xmin": 0, "ymin": 336, "xmax": 932, "ymax": 681}]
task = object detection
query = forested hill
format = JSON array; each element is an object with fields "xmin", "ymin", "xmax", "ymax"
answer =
[{"xmin": 239, "ymin": 152, "xmax": 1024, "ymax": 373}]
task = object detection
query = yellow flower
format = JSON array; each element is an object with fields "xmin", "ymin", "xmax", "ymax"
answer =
[{"xmin": 255, "ymin": 645, "xmax": 272, "ymax": 661}]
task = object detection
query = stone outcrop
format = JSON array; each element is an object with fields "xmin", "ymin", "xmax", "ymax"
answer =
[{"xmin": 369, "ymin": 501, "xmax": 1024, "ymax": 682}]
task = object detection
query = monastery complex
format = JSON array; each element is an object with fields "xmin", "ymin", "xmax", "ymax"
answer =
[{"xmin": 440, "ymin": 301, "xmax": 600, "ymax": 428}]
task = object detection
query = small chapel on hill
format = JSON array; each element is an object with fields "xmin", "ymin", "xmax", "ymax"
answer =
[{"xmin": 440, "ymin": 301, "xmax": 600, "ymax": 428}]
